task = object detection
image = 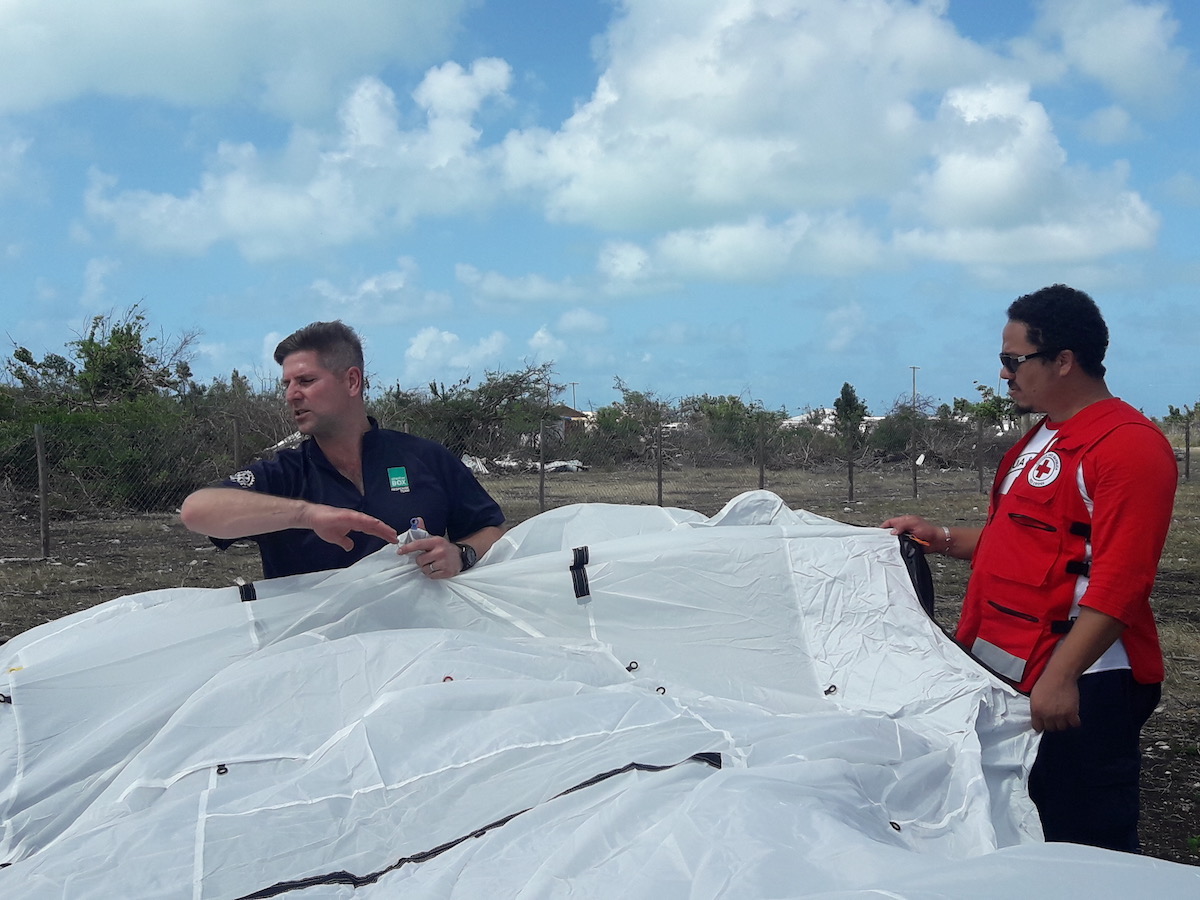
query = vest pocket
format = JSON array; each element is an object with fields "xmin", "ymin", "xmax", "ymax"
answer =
[{"xmin": 970, "ymin": 600, "xmax": 1044, "ymax": 685}]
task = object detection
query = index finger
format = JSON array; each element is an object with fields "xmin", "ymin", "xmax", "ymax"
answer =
[
  {"xmin": 354, "ymin": 515, "xmax": 399, "ymax": 545},
  {"xmin": 398, "ymin": 536, "xmax": 437, "ymax": 556}
]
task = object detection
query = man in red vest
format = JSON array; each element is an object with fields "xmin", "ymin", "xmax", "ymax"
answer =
[{"xmin": 884, "ymin": 284, "xmax": 1177, "ymax": 852}]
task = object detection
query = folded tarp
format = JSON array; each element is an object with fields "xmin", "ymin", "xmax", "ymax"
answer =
[{"xmin": 1, "ymin": 490, "xmax": 1196, "ymax": 897}]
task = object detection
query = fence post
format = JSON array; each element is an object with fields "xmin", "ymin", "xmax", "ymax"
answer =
[
  {"xmin": 538, "ymin": 420, "xmax": 546, "ymax": 513},
  {"xmin": 757, "ymin": 431, "xmax": 766, "ymax": 491},
  {"xmin": 847, "ymin": 456, "xmax": 855, "ymax": 502},
  {"xmin": 35, "ymin": 423, "xmax": 51, "ymax": 558},
  {"xmin": 976, "ymin": 418, "xmax": 985, "ymax": 494},
  {"xmin": 656, "ymin": 423, "xmax": 664, "ymax": 507},
  {"xmin": 911, "ymin": 449, "xmax": 918, "ymax": 500},
  {"xmin": 1186, "ymin": 419, "xmax": 1192, "ymax": 481}
]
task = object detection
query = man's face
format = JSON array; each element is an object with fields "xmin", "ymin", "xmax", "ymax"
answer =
[
  {"xmin": 280, "ymin": 350, "xmax": 358, "ymax": 437},
  {"xmin": 1000, "ymin": 320, "xmax": 1057, "ymax": 416}
]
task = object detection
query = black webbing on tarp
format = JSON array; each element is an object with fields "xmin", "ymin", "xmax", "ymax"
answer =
[
  {"xmin": 896, "ymin": 532, "xmax": 936, "ymax": 618},
  {"xmin": 570, "ymin": 545, "xmax": 590, "ymax": 600},
  {"xmin": 237, "ymin": 752, "xmax": 722, "ymax": 899}
]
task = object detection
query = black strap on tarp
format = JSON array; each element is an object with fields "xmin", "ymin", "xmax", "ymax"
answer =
[
  {"xmin": 236, "ymin": 752, "xmax": 722, "ymax": 899},
  {"xmin": 896, "ymin": 533, "xmax": 936, "ymax": 618},
  {"xmin": 570, "ymin": 546, "xmax": 591, "ymax": 601},
  {"xmin": 238, "ymin": 580, "xmax": 258, "ymax": 603}
]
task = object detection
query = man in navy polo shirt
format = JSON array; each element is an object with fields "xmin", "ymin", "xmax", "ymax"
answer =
[{"xmin": 181, "ymin": 321, "xmax": 505, "ymax": 580}]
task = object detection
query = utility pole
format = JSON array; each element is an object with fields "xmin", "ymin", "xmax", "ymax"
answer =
[
  {"xmin": 909, "ymin": 366, "xmax": 919, "ymax": 407},
  {"xmin": 569, "ymin": 381, "xmax": 578, "ymax": 410}
]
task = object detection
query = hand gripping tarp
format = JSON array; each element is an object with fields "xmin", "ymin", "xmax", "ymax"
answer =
[{"xmin": 1, "ymin": 491, "xmax": 1196, "ymax": 898}]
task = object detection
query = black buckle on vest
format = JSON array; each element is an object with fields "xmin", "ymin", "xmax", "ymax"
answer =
[
  {"xmin": 1065, "ymin": 559, "xmax": 1090, "ymax": 577},
  {"xmin": 570, "ymin": 546, "xmax": 591, "ymax": 601},
  {"xmin": 1051, "ymin": 618, "xmax": 1075, "ymax": 635},
  {"xmin": 1069, "ymin": 521, "xmax": 1092, "ymax": 539}
]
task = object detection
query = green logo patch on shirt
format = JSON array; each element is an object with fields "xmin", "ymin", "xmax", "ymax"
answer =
[{"xmin": 387, "ymin": 466, "xmax": 410, "ymax": 492}]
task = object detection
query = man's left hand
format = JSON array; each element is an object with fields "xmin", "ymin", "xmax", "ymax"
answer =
[
  {"xmin": 1029, "ymin": 673, "xmax": 1082, "ymax": 733},
  {"xmin": 398, "ymin": 536, "xmax": 461, "ymax": 579}
]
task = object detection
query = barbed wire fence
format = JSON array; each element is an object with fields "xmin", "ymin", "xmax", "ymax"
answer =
[{"xmin": 2, "ymin": 412, "xmax": 1192, "ymax": 559}]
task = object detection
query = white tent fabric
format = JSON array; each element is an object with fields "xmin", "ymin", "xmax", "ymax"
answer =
[{"xmin": 1, "ymin": 491, "xmax": 1196, "ymax": 898}]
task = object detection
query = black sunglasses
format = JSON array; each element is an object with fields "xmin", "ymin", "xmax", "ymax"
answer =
[{"xmin": 999, "ymin": 350, "xmax": 1056, "ymax": 372}]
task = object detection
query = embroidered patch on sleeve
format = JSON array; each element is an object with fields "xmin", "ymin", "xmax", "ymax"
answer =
[{"xmin": 231, "ymin": 470, "xmax": 255, "ymax": 488}]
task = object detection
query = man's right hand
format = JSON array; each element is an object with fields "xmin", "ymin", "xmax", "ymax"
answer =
[
  {"xmin": 181, "ymin": 487, "xmax": 398, "ymax": 549},
  {"xmin": 300, "ymin": 505, "xmax": 399, "ymax": 551}
]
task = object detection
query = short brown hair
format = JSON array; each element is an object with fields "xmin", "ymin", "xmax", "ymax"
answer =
[{"xmin": 273, "ymin": 321, "xmax": 364, "ymax": 375}]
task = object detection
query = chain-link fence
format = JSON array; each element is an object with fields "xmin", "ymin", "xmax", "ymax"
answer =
[{"xmin": 1, "ymin": 407, "xmax": 1066, "ymax": 558}]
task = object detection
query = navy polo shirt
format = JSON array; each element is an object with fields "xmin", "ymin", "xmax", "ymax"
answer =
[{"xmin": 214, "ymin": 421, "xmax": 504, "ymax": 579}]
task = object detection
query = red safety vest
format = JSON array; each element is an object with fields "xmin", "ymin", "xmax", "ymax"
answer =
[{"xmin": 957, "ymin": 400, "xmax": 1163, "ymax": 693}]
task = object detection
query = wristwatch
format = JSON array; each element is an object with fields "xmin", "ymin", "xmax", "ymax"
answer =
[{"xmin": 456, "ymin": 542, "xmax": 478, "ymax": 571}]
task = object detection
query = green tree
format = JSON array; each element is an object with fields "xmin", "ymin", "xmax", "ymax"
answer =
[
  {"xmin": 679, "ymin": 393, "xmax": 785, "ymax": 461},
  {"xmin": 5, "ymin": 304, "xmax": 197, "ymax": 407},
  {"xmin": 373, "ymin": 362, "xmax": 559, "ymax": 459},
  {"xmin": 952, "ymin": 383, "xmax": 1017, "ymax": 426},
  {"xmin": 832, "ymin": 382, "xmax": 869, "ymax": 500},
  {"xmin": 832, "ymin": 382, "xmax": 869, "ymax": 454},
  {"xmin": 591, "ymin": 378, "xmax": 674, "ymax": 465}
]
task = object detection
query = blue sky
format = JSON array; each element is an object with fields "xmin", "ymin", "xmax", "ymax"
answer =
[{"xmin": 2, "ymin": 0, "xmax": 1198, "ymax": 417}]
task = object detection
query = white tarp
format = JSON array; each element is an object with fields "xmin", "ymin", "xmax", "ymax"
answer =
[{"xmin": 1, "ymin": 491, "xmax": 1196, "ymax": 898}]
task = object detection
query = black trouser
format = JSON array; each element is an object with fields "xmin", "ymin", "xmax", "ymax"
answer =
[{"xmin": 1027, "ymin": 669, "xmax": 1160, "ymax": 852}]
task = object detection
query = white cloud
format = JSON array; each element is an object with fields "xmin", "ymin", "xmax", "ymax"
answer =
[
  {"xmin": 0, "ymin": 0, "xmax": 473, "ymax": 119},
  {"xmin": 1034, "ymin": 0, "xmax": 1187, "ymax": 107},
  {"xmin": 895, "ymin": 189, "xmax": 1158, "ymax": 265},
  {"xmin": 597, "ymin": 241, "xmax": 652, "ymax": 285},
  {"xmin": 75, "ymin": 0, "xmax": 1178, "ymax": 277},
  {"xmin": 913, "ymin": 82, "xmax": 1068, "ymax": 229},
  {"xmin": 824, "ymin": 301, "xmax": 867, "ymax": 353},
  {"xmin": 311, "ymin": 257, "xmax": 452, "ymax": 325},
  {"xmin": 527, "ymin": 326, "xmax": 566, "ymax": 361},
  {"xmin": 1161, "ymin": 172, "xmax": 1200, "ymax": 207},
  {"xmin": 80, "ymin": 256, "xmax": 119, "ymax": 309},
  {"xmin": 261, "ymin": 331, "xmax": 284, "ymax": 372},
  {"xmin": 1079, "ymin": 105, "xmax": 1141, "ymax": 144},
  {"xmin": 500, "ymin": 0, "xmax": 995, "ymax": 229},
  {"xmin": 556, "ymin": 308, "xmax": 607, "ymax": 334},
  {"xmin": 652, "ymin": 214, "xmax": 885, "ymax": 280},
  {"xmin": 456, "ymin": 263, "xmax": 583, "ymax": 303},
  {"xmin": 402, "ymin": 327, "xmax": 507, "ymax": 385},
  {"xmin": 86, "ymin": 65, "xmax": 512, "ymax": 259},
  {"xmin": 0, "ymin": 134, "xmax": 33, "ymax": 198}
]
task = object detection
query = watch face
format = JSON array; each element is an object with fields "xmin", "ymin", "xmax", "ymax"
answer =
[{"xmin": 459, "ymin": 543, "xmax": 478, "ymax": 569}]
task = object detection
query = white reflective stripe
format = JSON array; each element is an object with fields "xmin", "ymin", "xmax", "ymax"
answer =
[{"xmin": 971, "ymin": 637, "xmax": 1027, "ymax": 682}]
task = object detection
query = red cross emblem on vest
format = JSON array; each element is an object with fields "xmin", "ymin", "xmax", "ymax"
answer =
[{"xmin": 1027, "ymin": 450, "xmax": 1062, "ymax": 487}]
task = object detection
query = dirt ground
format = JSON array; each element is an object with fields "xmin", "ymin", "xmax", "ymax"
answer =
[{"xmin": 1, "ymin": 466, "xmax": 1197, "ymax": 866}]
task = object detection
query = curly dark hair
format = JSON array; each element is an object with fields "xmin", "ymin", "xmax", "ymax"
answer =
[
  {"xmin": 1007, "ymin": 284, "xmax": 1108, "ymax": 378},
  {"xmin": 273, "ymin": 321, "xmax": 365, "ymax": 375}
]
